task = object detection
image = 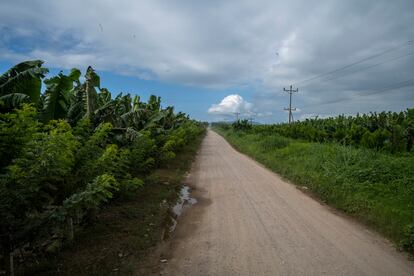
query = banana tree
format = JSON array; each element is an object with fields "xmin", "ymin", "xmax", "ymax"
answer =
[
  {"xmin": 147, "ymin": 95, "xmax": 161, "ymax": 112},
  {"xmin": 132, "ymin": 95, "xmax": 141, "ymax": 111},
  {"xmin": 97, "ymin": 88, "xmax": 112, "ymax": 107},
  {"xmin": 66, "ymin": 67, "xmax": 100, "ymax": 125},
  {"xmin": 84, "ymin": 66, "xmax": 100, "ymax": 118},
  {"xmin": 0, "ymin": 60, "xmax": 48, "ymax": 111},
  {"xmin": 41, "ymin": 69, "xmax": 81, "ymax": 121}
]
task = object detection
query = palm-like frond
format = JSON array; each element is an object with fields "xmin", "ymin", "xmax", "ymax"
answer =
[
  {"xmin": 0, "ymin": 93, "xmax": 31, "ymax": 110},
  {"xmin": 0, "ymin": 60, "xmax": 48, "ymax": 105},
  {"xmin": 83, "ymin": 66, "xmax": 100, "ymax": 118},
  {"xmin": 41, "ymin": 73, "xmax": 74, "ymax": 121}
]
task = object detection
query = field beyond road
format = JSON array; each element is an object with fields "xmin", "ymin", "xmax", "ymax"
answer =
[{"xmin": 161, "ymin": 130, "xmax": 414, "ymax": 276}]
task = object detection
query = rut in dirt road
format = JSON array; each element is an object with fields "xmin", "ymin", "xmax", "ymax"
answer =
[{"xmin": 160, "ymin": 130, "xmax": 414, "ymax": 276}]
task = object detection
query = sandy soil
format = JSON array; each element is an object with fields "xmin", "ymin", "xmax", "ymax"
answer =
[{"xmin": 159, "ymin": 130, "xmax": 414, "ymax": 276}]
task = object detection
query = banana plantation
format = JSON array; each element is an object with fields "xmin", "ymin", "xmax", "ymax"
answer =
[
  {"xmin": 243, "ymin": 111, "xmax": 414, "ymax": 154},
  {"xmin": 0, "ymin": 61, "xmax": 205, "ymax": 273}
]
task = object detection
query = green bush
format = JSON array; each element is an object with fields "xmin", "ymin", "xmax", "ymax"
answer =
[
  {"xmin": 401, "ymin": 224, "xmax": 414, "ymax": 253},
  {"xmin": 232, "ymin": 119, "xmax": 252, "ymax": 130},
  {"xmin": 260, "ymin": 135, "xmax": 290, "ymax": 151},
  {"xmin": 252, "ymin": 110, "xmax": 414, "ymax": 154},
  {"xmin": 0, "ymin": 61, "xmax": 206, "ymax": 271}
]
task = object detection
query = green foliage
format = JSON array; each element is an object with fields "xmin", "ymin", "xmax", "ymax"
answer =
[
  {"xmin": 54, "ymin": 174, "xmax": 119, "ymax": 221},
  {"xmin": 0, "ymin": 61, "xmax": 207, "ymax": 269},
  {"xmin": 8, "ymin": 120, "xmax": 79, "ymax": 199},
  {"xmin": 232, "ymin": 119, "xmax": 252, "ymax": 130},
  {"xmin": 126, "ymin": 133, "xmax": 156, "ymax": 173},
  {"xmin": 259, "ymin": 134, "xmax": 290, "ymax": 151},
  {"xmin": 41, "ymin": 72, "xmax": 75, "ymax": 121},
  {"xmin": 247, "ymin": 110, "xmax": 414, "ymax": 154},
  {"xmin": 0, "ymin": 60, "xmax": 48, "ymax": 111},
  {"xmin": 119, "ymin": 177, "xmax": 144, "ymax": 194},
  {"xmin": 0, "ymin": 118, "xmax": 79, "ymax": 255},
  {"xmin": 0, "ymin": 104, "xmax": 40, "ymax": 169},
  {"xmin": 83, "ymin": 66, "xmax": 100, "ymax": 118},
  {"xmin": 0, "ymin": 93, "xmax": 31, "ymax": 110},
  {"xmin": 70, "ymin": 123, "xmax": 116, "ymax": 194},
  {"xmin": 401, "ymin": 224, "xmax": 414, "ymax": 252}
]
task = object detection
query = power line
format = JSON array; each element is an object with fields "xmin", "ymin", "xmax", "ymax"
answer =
[
  {"xmin": 293, "ymin": 39, "xmax": 414, "ymax": 87},
  {"xmin": 366, "ymin": 77, "xmax": 414, "ymax": 95},
  {"xmin": 234, "ymin": 112, "xmax": 240, "ymax": 121},
  {"xmin": 302, "ymin": 77, "xmax": 414, "ymax": 108},
  {"xmin": 312, "ymin": 50, "xmax": 414, "ymax": 84}
]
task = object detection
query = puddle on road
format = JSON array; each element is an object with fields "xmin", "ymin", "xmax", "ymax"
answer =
[
  {"xmin": 169, "ymin": 185, "xmax": 197, "ymax": 232},
  {"xmin": 172, "ymin": 186, "xmax": 197, "ymax": 216}
]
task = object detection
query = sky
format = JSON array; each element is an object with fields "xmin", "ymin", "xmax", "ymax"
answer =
[{"xmin": 1, "ymin": 0, "xmax": 413, "ymax": 123}]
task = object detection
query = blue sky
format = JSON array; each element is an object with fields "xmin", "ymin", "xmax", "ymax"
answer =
[{"xmin": 1, "ymin": 0, "xmax": 413, "ymax": 123}]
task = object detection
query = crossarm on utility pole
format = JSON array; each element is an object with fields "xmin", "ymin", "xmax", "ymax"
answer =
[{"xmin": 283, "ymin": 85, "xmax": 298, "ymax": 124}]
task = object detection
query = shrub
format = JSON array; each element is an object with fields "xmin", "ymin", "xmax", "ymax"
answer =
[{"xmin": 401, "ymin": 224, "xmax": 414, "ymax": 253}]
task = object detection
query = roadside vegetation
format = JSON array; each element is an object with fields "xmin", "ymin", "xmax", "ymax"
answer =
[
  {"xmin": 213, "ymin": 115, "xmax": 414, "ymax": 255},
  {"xmin": 0, "ymin": 60, "xmax": 206, "ymax": 275},
  {"xmin": 33, "ymin": 133, "xmax": 204, "ymax": 275},
  {"xmin": 254, "ymin": 110, "xmax": 414, "ymax": 154}
]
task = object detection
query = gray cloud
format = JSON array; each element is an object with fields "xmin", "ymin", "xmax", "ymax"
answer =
[{"xmin": 0, "ymin": 0, "xmax": 413, "ymax": 122}]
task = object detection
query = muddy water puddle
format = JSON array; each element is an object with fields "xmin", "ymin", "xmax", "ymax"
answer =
[{"xmin": 169, "ymin": 185, "xmax": 197, "ymax": 232}]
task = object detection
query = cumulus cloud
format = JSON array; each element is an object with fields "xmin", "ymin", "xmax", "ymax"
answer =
[{"xmin": 208, "ymin": 95, "xmax": 253, "ymax": 115}]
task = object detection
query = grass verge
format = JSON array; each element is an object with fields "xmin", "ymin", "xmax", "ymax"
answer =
[
  {"xmin": 214, "ymin": 127, "xmax": 414, "ymax": 255},
  {"xmin": 18, "ymin": 131, "xmax": 205, "ymax": 275}
]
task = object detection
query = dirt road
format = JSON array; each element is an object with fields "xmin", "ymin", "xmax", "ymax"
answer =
[{"xmin": 160, "ymin": 130, "xmax": 414, "ymax": 275}]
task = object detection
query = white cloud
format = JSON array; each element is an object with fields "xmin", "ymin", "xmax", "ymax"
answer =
[{"xmin": 208, "ymin": 94, "xmax": 253, "ymax": 115}]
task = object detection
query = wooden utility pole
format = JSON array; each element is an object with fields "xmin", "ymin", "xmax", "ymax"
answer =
[
  {"xmin": 283, "ymin": 85, "xmax": 298, "ymax": 124},
  {"xmin": 234, "ymin": 112, "xmax": 240, "ymax": 121},
  {"xmin": 248, "ymin": 113, "xmax": 256, "ymax": 125}
]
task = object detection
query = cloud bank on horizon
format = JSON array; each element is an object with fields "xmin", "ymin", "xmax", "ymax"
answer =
[{"xmin": 0, "ymin": 0, "xmax": 413, "ymax": 122}]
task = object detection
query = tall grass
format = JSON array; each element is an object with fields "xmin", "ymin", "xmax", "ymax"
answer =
[{"xmin": 214, "ymin": 127, "xmax": 414, "ymax": 254}]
